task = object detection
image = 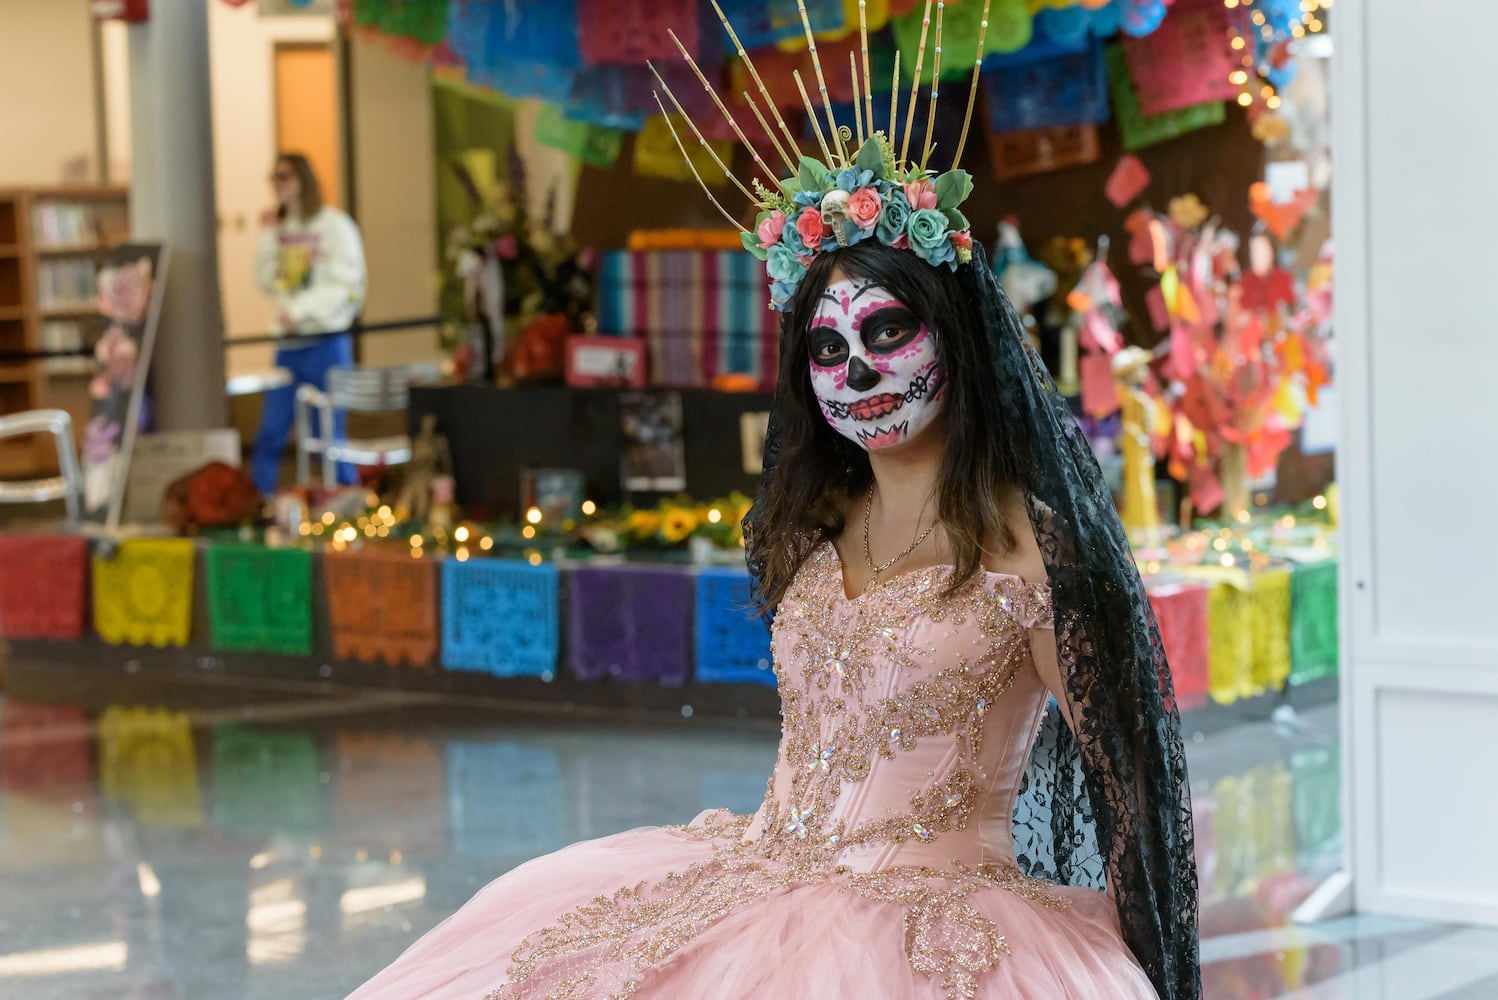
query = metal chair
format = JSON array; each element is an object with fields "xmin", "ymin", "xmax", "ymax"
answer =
[
  {"xmin": 294, "ymin": 363, "xmax": 440, "ymax": 488},
  {"xmin": 0, "ymin": 409, "xmax": 82, "ymax": 525}
]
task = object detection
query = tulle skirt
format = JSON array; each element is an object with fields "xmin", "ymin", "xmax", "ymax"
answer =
[{"xmin": 347, "ymin": 821, "xmax": 1156, "ymax": 999}]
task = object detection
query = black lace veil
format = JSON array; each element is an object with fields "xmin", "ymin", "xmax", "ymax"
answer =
[{"xmin": 745, "ymin": 243, "xmax": 1200, "ymax": 1000}]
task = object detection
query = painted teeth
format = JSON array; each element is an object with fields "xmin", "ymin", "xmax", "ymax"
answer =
[{"xmin": 856, "ymin": 420, "xmax": 909, "ymax": 446}]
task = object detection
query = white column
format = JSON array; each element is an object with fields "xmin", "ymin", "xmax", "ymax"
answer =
[
  {"xmin": 1337, "ymin": 1, "xmax": 1498, "ymax": 925},
  {"xmin": 127, "ymin": 1, "xmax": 225, "ymax": 430}
]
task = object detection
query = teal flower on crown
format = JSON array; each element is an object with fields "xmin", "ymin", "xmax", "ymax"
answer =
[
  {"xmin": 836, "ymin": 167, "xmax": 874, "ymax": 192},
  {"xmin": 876, "ymin": 190, "xmax": 911, "ymax": 247},
  {"xmin": 766, "ymin": 244, "xmax": 808, "ymax": 285},
  {"xmin": 780, "ymin": 211, "xmax": 811, "ymax": 254},
  {"xmin": 907, "ymin": 208, "xmax": 956, "ymax": 266}
]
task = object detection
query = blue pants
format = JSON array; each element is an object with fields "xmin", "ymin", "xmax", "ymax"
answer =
[{"xmin": 251, "ymin": 333, "xmax": 356, "ymax": 495}]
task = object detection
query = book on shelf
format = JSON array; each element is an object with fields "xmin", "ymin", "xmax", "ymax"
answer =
[
  {"xmin": 40, "ymin": 320, "xmax": 92, "ymax": 374},
  {"xmin": 29, "ymin": 198, "xmax": 127, "ymax": 250},
  {"xmin": 36, "ymin": 259, "xmax": 98, "ymax": 311}
]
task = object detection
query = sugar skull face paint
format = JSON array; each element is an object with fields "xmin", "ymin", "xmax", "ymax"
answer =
[{"xmin": 808, "ymin": 277, "xmax": 944, "ymax": 451}]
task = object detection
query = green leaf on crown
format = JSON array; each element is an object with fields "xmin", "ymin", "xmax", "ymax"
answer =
[
  {"xmin": 798, "ymin": 155, "xmax": 830, "ymax": 195},
  {"xmin": 740, "ymin": 230, "xmax": 769, "ymax": 261},
  {"xmin": 943, "ymin": 207, "xmax": 969, "ymax": 232},
  {"xmin": 855, "ymin": 136, "xmax": 886, "ymax": 180},
  {"xmin": 935, "ymin": 170, "xmax": 973, "ymax": 212}
]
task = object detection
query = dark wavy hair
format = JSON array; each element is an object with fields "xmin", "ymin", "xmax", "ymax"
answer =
[{"xmin": 750, "ymin": 240, "xmax": 1025, "ymax": 611}]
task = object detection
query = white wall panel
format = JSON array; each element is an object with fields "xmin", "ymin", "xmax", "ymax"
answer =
[
  {"xmin": 1360, "ymin": 2, "xmax": 1498, "ymax": 644},
  {"xmin": 1340, "ymin": 0, "xmax": 1498, "ymax": 926}
]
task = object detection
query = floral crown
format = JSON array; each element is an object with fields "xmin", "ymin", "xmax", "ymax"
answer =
[{"xmin": 651, "ymin": 0, "xmax": 986, "ymax": 311}]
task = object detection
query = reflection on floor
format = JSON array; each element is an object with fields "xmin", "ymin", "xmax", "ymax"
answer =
[{"xmin": 0, "ymin": 682, "xmax": 1492, "ymax": 999}]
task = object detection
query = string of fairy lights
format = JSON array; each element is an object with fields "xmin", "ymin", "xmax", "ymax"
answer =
[{"xmin": 1224, "ymin": 0, "xmax": 1330, "ymax": 113}]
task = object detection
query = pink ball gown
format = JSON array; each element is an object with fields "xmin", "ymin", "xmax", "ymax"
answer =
[{"xmin": 348, "ymin": 542, "xmax": 1157, "ymax": 999}]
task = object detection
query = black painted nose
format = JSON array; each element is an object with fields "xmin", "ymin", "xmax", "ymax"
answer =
[{"xmin": 846, "ymin": 357, "xmax": 881, "ymax": 392}]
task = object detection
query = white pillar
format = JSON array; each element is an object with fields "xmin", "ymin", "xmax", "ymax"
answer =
[{"xmin": 127, "ymin": 1, "xmax": 225, "ymax": 430}]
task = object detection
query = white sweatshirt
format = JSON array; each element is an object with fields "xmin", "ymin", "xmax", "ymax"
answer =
[{"xmin": 254, "ymin": 205, "xmax": 368, "ymax": 344}]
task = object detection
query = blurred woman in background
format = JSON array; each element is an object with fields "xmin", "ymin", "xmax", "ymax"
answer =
[{"xmin": 251, "ymin": 152, "xmax": 367, "ymax": 495}]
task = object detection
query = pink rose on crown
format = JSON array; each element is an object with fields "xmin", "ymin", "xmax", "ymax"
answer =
[
  {"xmin": 796, "ymin": 208, "xmax": 830, "ymax": 250},
  {"xmin": 904, "ymin": 179, "xmax": 938, "ymax": 211},
  {"xmin": 757, "ymin": 210, "xmax": 787, "ymax": 249},
  {"xmin": 847, "ymin": 187, "xmax": 882, "ymax": 230}
]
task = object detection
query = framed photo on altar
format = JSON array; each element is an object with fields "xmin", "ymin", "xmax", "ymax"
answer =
[
  {"xmin": 619, "ymin": 391, "xmax": 686, "ymax": 493},
  {"xmin": 520, "ymin": 468, "xmax": 586, "ymax": 524},
  {"xmin": 566, "ymin": 335, "xmax": 647, "ymax": 388}
]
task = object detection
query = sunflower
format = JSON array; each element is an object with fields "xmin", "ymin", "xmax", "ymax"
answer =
[
  {"xmin": 658, "ymin": 507, "xmax": 699, "ymax": 544},
  {"xmin": 626, "ymin": 510, "xmax": 661, "ymax": 538}
]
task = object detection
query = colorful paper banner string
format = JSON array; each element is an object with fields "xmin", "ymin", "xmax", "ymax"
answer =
[
  {"xmin": 211, "ymin": 724, "xmax": 323, "ymax": 837},
  {"xmin": 724, "ymin": 0, "xmax": 846, "ymax": 50},
  {"xmin": 99, "ymin": 706, "xmax": 203, "ymax": 828},
  {"xmin": 1289, "ymin": 558, "xmax": 1338, "ymax": 686},
  {"xmin": 350, "ymin": 0, "xmax": 449, "ymax": 45},
  {"xmin": 1147, "ymin": 582, "xmax": 1210, "ymax": 712},
  {"xmin": 694, "ymin": 568, "xmax": 776, "ymax": 686},
  {"xmin": 446, "ymin": 741, "xmax": 566, "ymax": 857},
  {"xmin": 983, "ymin": 38, "xmax": 1111, "ymax": 134},
  {"xmin": 1105, "ymin": 43, "xmax": 1225, "ymax": 152},
  {"xmin": 449, "ymin": 0, "xmax": 581, "ymax": 68},
  {"xmin": 322, "ymin": 548, "xmax": 439, "ymax": 667},
  {"xmin": 1247, "ymin": 566, "xmax": 1293, "ymax": 695},
  {"xmin": 1121, "ymin": 0, "xmax": 1239, "ymax": 116},
  {"xmin": 441, "ymin": 559, "xmax": 561, "ymax": 677},
  {"xmin": 0, "ymin": 534, "xmax": 89, "ymax": 640},
  {"xmin": 470, "ymin": 59, "xmax": 577, "ymax": 105},
  {"xmin": 333, "ymin": 732, "xmax": 447, "ymax": 859},
  {"xmin": 93, "ymin": 538, "xmax": 196, "ymax": 648},
  {"xmin": 569, "ymin": 565, "xmax": 693, "ymax": 685},
  {"xmin": 633, "ymin": 114, "xmax": 736, "ymax": 185},
  {"xmin": 1206, "ymin": 579, "xmax": 1253, "ymax": 705},
  {"xmin": 535, "ymin": 102, "xmax": 625, "ymax": 168},
  {"xmin": 205, "ymin": 544, "xmax": 314, "ymax": 655},
  {"xmin": 577, "ymin": 0, "xmax": 701, "ymax": 66}
]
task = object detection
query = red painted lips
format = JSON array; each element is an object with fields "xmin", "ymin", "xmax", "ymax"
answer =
[{"xmin": 846, "ymin": 393, "xmax": 904, "ymax": 422}]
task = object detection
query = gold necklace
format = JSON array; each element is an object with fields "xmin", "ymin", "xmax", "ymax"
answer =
[{"xmin": 862, "ymin": 486, "xmax": 937, "ymax": 589}]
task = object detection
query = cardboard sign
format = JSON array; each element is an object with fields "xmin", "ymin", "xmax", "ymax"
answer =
[
  {"xmin": 82, "ymin": 243, "xmax": 170, "ymax": 528},
  {"xmin": 123, "ymin": 429, "xmax": 242, "ymax": 525}
]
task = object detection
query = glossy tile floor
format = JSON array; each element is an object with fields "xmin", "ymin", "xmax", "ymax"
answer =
[{"xmin": 0, "ymin": 676, "xmax": 1493, "ymax": 1000}]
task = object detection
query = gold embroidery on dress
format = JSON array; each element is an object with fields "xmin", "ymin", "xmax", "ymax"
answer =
[{"xmin": 492, "ymin": 546, "xmax": 1066, "ymax": 999}]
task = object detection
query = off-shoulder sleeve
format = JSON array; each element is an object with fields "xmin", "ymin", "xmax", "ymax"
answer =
[{"xmin": 1006, "ymin": 580, "xmax": 1054, "ymax": 630}]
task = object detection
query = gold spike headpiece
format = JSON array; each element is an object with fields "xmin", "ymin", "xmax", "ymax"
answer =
[{"xmin": 652, "ymin": 0, "xmax": 989, "ymax": 311}]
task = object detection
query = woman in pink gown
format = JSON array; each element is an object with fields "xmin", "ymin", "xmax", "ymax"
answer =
[{"xmin": 349, "ymin": 233, "xmax": 1199, "ymax": 999}]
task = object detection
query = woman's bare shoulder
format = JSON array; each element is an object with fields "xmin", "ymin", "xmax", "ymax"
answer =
[{"xmin": 982, "ymin": 483, "xmax": 1048, "ymax": 585}]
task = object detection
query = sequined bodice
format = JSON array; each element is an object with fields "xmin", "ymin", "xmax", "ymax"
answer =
[{"xmin": 742, "ymin": 541, "xmax": 1055, "ymax": 874}]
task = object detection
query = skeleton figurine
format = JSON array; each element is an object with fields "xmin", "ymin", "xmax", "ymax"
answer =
[{"xmin": 396, "ymin": 413, "xmax": 453, "ymax": 525}]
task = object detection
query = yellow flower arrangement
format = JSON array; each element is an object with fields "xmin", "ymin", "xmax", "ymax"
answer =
[
  {"xmin": 626, "ymin": 510, "xmax": 661, "ymax": 538},
  {"xmin": 659, "ymin": 506, "xmax": 699, "ymax": 544}
]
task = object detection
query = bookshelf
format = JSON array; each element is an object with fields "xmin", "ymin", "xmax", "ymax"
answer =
[{"xmin": 0, "ymin": 185, "xmax": 129, "ymax": 478}]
